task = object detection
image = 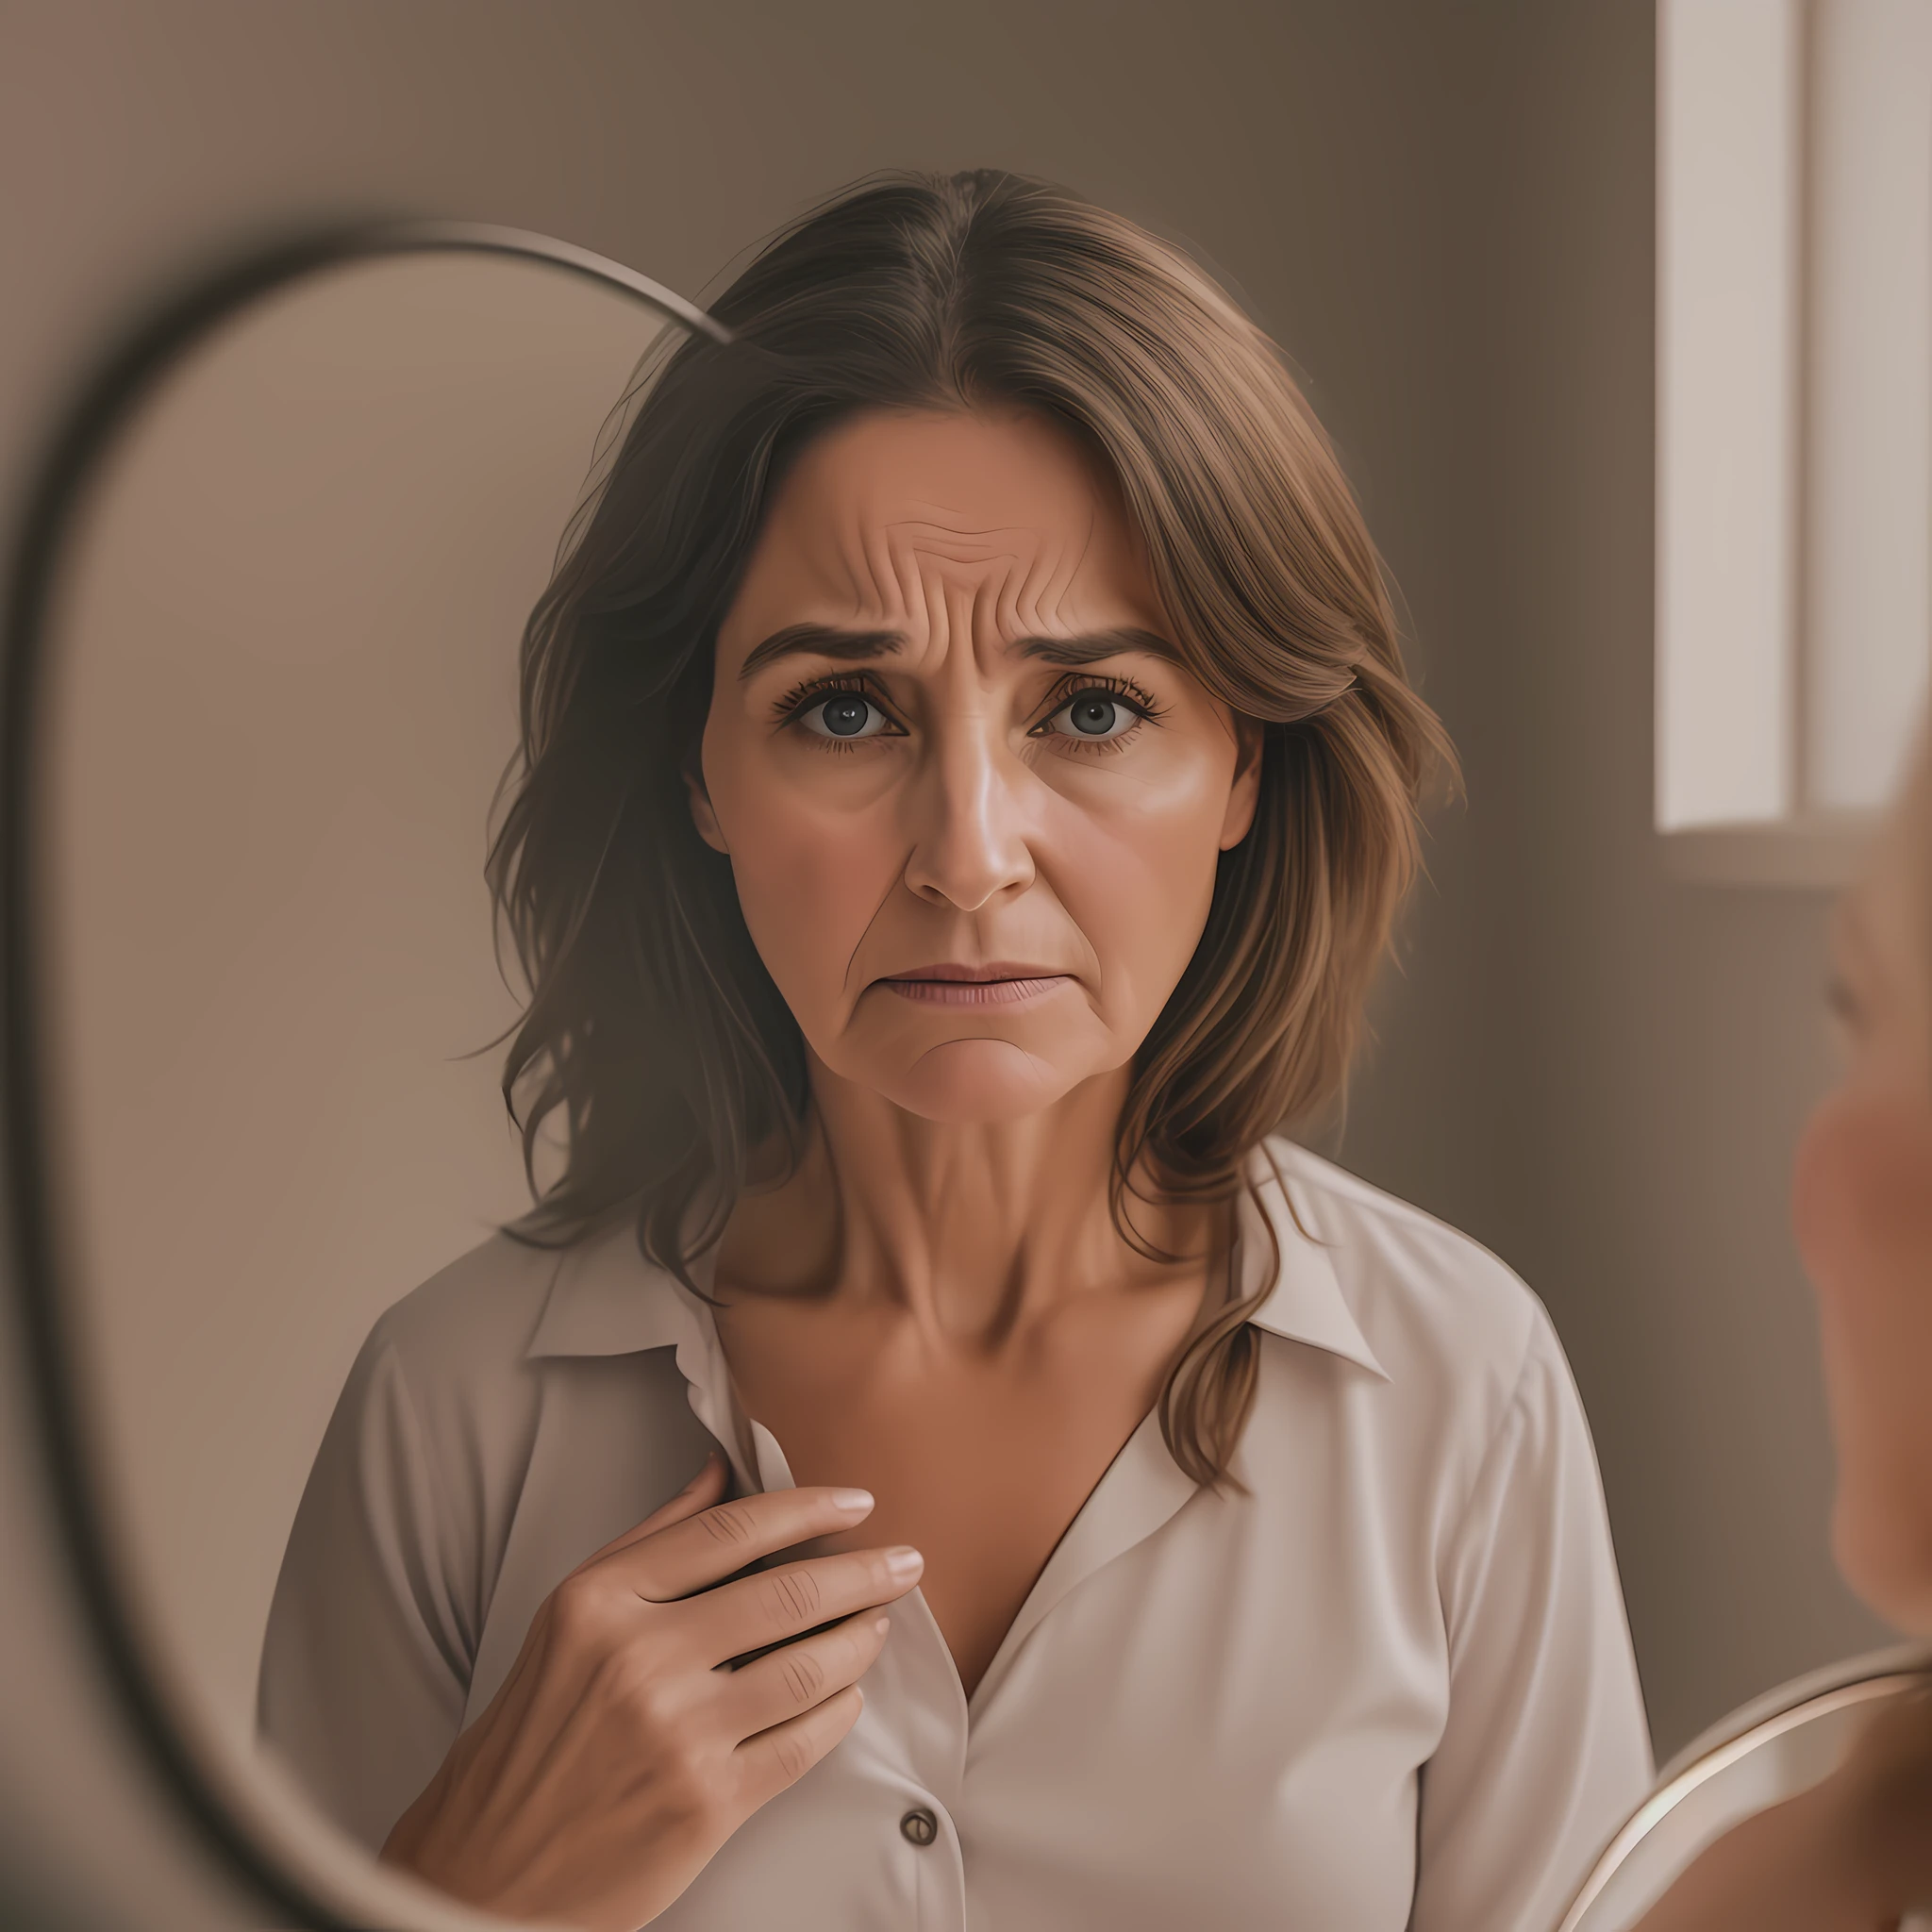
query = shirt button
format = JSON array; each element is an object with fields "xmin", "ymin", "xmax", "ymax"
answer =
[{"xmin": 899, "ymin": 1806, "xmax": 939, "ymax": 1846}]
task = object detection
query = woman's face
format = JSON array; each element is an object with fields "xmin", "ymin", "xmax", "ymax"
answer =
[
  {"xmin": 691, "ymin": 406, "xmax": 1259, "ymax": 1125},
  {"xmin": 1792, "ymin": 754, "xmax": 1932, "ymax": 1631}
]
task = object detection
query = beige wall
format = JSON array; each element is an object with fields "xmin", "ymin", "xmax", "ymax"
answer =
[
  {"xmin": 0, "ymin": 24, "xmax": 1891, "ymax": 1922},
  {"xmin": 44, "ymin": 254, "xmax": 678, "ymax": 1740},
  {"xmin": 1335, "ymin": 3, "xmax": 1891, "ymax": 1754}
]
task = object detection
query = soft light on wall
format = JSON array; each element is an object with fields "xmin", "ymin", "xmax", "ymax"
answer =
[{"xmin": 1656, "ymin": 0, "xmax": 1932, "ymax": 882}]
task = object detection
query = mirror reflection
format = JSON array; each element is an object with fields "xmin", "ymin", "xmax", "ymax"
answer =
[
  {"xmin": 37, "ymin": 239, "xmax": 695, "ymax": 1907},
  {"xmin": 21, "ymin": 173, "xmax": 1932, "ymax": 1932}
]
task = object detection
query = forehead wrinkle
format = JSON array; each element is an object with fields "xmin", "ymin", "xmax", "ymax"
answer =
[
  {"xmin": 888, "ymin": 529, "xmax": 1031, "ymax": 602},
  {"xmin": 993, "ymin": 525, "xmax": 1068, "ymax": 642},
  {"xmin": 1029, "ymin": 506, "xmax": 1097, "ymax": 637},
  {"xmin": 883, "ymin": 515, "xmax": 1043, "ymax": 619},
  {"xmin": 884, "ymin": 528, "xmax": 1085, "ymax": 659},
  {"xmin": 969, "ymin": 573, "xmax": 1018, "ymax": 679},
  {"xmin": 813, "ymin": 491, "xmax": 1119, "ymax": 666},
  {"xmin": 900, "ymin": 541, "xmax": 1027, "ymax": 589},
  {"xmin": 887, "ymin": 521, "xmax": 1027, "ymax": 558},
  {"xmin": 885, "ymin": 510, "xmax": 1045, "ymax": 549},
  {"xmin": 1001, "ymin": 501, "xmax": 1093, "ymax": 641},
  {"xmin": 879, "ymin": 541, "xmax": 1021, "ymax": 672},
  {"xmin": 840, "ymin": 507, "xmax": 904, "ymax": 629},
  {"xmin": 914, "ymin": 549, "xmax": 1041, "ymax": 682},
  {"xmin": 915, "ymin": 556, "xmax": 956, "ymax": 667}
]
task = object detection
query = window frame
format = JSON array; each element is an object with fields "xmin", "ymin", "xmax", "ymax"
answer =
[{"xmin": 1655, "ymin": 0, "xmax": 1932, "ymax": 886}]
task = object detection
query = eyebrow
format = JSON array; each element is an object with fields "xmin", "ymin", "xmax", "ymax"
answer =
[
  {"xmin": 737, "ymin": 624, "xmax": 904, "ymax": 677},
  {"xmin": 1015, "ymin": 626, "xmax": 1183, "ymax": 667},
  {"xmin": 736, "ymin": 621, "xmax": 1183, "ymax": 678}
]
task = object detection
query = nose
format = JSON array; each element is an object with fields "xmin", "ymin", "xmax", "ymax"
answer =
[{"xmin": 900, "ymin": 714, "xmax": 1036, "ymax": 912}]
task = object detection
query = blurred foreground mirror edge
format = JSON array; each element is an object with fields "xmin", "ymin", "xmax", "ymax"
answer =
[
  {"xmin": 1554, "ymin": 1642, "xmax": 1932, "ymax": 1932},
  {"xmin": 0, "ymin": 216, "xmax": 724, "ymax": 1932}
]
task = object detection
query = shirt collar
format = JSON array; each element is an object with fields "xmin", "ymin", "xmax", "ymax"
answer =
[
  {"xmin": 1235, "ymin": 1144, "xmax": 1387, "ymax": 1379},
  {"xmin": 525, "ymin": 1213, "xmax": 712, "ymax": 1360},
  {"xmin": 525, "ymin": 1214, "xmax": 767, "ymax": 1483},
  {"xmin": 524, "ymin": 1140, "xmax": 1385, "ymax": 1381}
]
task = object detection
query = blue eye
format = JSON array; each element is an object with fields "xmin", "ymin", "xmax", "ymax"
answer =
[
  {"xmin": 1043, "ymin": 689, "xmax": 1140, "ymax": 741},
  {"xmin": 801, "ymin": 691, "xmax": 890, "ymax": 740}
]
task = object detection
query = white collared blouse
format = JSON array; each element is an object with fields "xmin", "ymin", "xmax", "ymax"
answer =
[{"xmin": 258, "ymin": 1140, "xmax": 1652, "ymax": 1932}]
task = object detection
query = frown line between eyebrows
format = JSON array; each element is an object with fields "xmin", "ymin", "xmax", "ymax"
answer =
[{"xmin": 736, "ymin": 622, "xmax": 1184, "ymax": 679}]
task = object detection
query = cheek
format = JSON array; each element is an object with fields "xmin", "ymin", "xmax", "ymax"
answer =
[
  {"xmin": 705, "ymin": 744, "xmax": 902, "ymax": 1000},
  {"xmin": 1042, "ymin": 741, "xmax": 1239, "ymax": 991},
  {"xmin": 1055, "ymin": 808, "xmax": 1216, "ymax": 998},
  {"xmin": 1792, "ymin": 1083, "xmax": 1932, "ymax": 1306}
]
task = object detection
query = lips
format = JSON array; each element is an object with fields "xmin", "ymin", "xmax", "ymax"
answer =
[{"xmin": 875, "ymin": 962, "xmax": 1074, "ymax": 1008}]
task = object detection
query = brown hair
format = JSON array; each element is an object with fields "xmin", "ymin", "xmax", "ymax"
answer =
[{"xmin": 488, "ymin": 170, "xmax": 1453, "ymax": 1485}]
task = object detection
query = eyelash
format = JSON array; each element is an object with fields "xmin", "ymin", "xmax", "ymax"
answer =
[
  {"xmin": 1032, "ymin": 674, "xmax": 1162, "ymax": 752},
  {"xmin": 773, "ymin": 674, "xmax": 900, "ymax": 754},
  {"xmin": 774, "ymin": 672, "xmax": 882, "ymax": 719},
  {"xmin": 773, "ymin": 671, "xmax": 1165, "ymax": 754}
]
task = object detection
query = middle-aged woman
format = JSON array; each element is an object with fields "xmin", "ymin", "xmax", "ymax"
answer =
[
  {"xmin": 258, "ymin": 170, "xmax": 1652, "ymax": 1931},
  {"xmin": 1632, "ymin": 728, "xmax": 1932, "ymax": 1931}
]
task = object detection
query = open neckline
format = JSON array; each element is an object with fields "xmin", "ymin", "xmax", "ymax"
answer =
[{"xmin": 672, "ymin": 1265, "xmax": 1206, "ymax": 1724}]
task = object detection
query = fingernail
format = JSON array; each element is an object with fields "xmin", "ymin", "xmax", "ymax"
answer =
[
  {"xmin": 873, "ymin": 1616, "xmax": 891, "ymax": 1637},
  {"xmin": 884, "ymin": 1545, "xmax": 924, "ymax": 1580},
  {"xmin": 829, "ymin": 1488, "xmax": 874, "ymax": 1513}
]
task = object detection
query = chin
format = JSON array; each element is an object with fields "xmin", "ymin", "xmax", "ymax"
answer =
[{"xmin": 874, "ymin": 1037, "xmax": 1079, "ymax": 1124}]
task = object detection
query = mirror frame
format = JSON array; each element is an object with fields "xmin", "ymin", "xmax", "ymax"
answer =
[
  {"xmin": 0, "ymin": 219, "xmax": 727, "ymax": 1928},
  {"xmin": 1554, "ymin": 1643, "xmax": 1932, "ymax": 1931}
]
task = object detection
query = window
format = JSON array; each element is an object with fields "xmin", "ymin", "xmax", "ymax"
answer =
[{"xmin": 1656, "ymin": 0, "xmax": 1932, "ymax": 883}]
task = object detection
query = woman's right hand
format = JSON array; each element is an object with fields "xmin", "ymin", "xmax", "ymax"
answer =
[{"xmin": 379, "ymin": 1454, "xmax": 922, "ymax": 1931}]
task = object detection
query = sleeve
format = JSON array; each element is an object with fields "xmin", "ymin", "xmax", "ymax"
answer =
[
  {"xmin": 255, "ymin": 1326, "xmax": 481, "ymax": 1853},
  {"xmin": 1409, "ymin": 1307, "xmax": 1656, "ymax": 1932}
]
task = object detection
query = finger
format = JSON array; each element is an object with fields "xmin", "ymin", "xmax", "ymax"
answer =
[
  {"xmin": 612, "ymin": 1485, "xmax": 879, "ymax": 1602},
  {"xmin": 733, "ymin": 1684, "xmax": 867, "ymax": 1810},
  {"xmin": 569, "ymin": 1452, "xmax": 730, "ymax": 1578},
  {"xmin": 714, "ymin": 1611, "xmax": 891, "ymax": 1742},
  {"xmin": 685, "ymin": 1545, "xmax": 923, "ymax": 1668}
]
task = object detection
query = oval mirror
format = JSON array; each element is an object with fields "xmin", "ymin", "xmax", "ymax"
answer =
[{"xmin": 6, "ymin": 224, "xmax": 720, "ymax": 1924}]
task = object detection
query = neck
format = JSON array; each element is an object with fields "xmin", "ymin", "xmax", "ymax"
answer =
[{"xmin": 715, "ymin": 1057, "xmax": 1216, "ymax": 1347}]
